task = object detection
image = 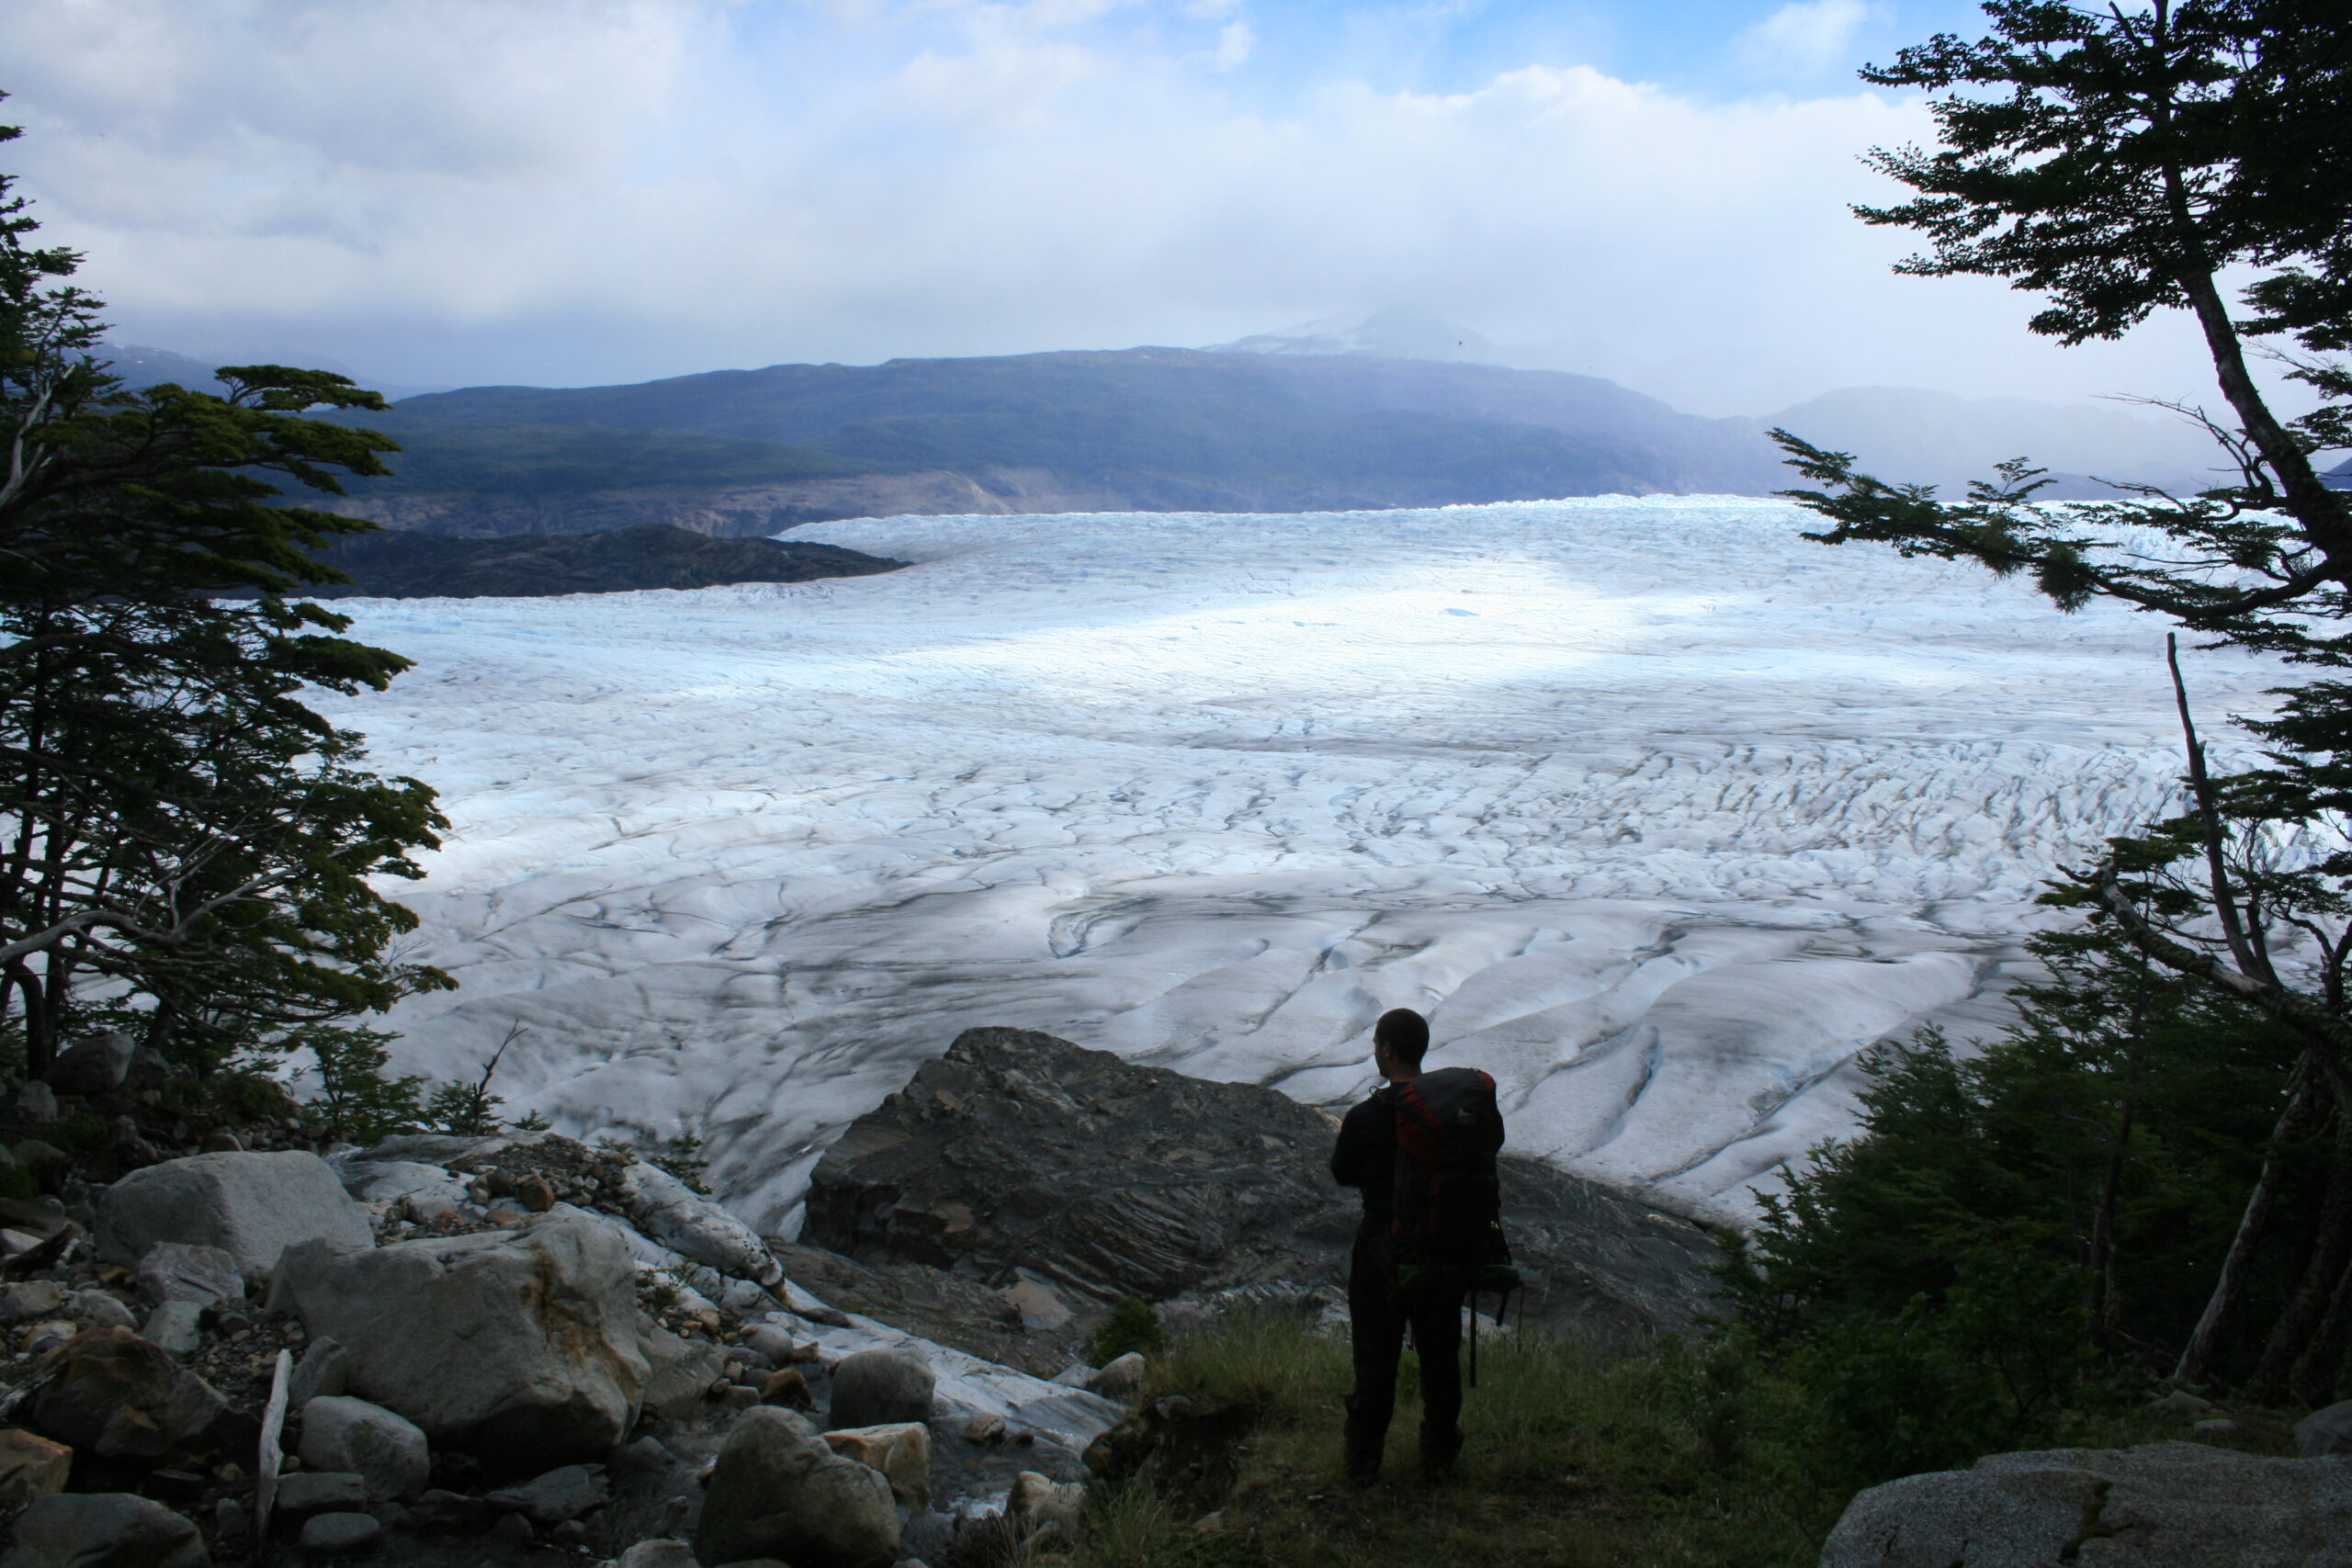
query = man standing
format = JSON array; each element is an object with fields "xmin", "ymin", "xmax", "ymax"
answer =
[{"xmin": 1329, "ymin": 1006, "xmax": 1506, "ymax": 1484}]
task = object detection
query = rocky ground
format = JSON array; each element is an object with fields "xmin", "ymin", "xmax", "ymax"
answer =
[{"xmin": 5, "ymin": 1025, "xmax": 2335, "ymax": 1567}]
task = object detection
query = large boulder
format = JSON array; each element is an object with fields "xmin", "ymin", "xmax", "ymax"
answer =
[
  {"xmin": 1819, "ymin": 1441, "xmax": 2352, "ymax": 1566},
  {"xmin": 695, "ymin": 1407, "xmax": 899, "ymax": 1568},
  {"xmin": 271, "ymin": 1214, "xmax": 649, "ymax": 1468},
  {"xmin": 29, "ymin": 1328, "xmax": 235, "ymax": 1462},
  {"xmin": 823, "ymin": 1422, "xmax": 932, "ymax": 1511},
  {"xmin": 96, "ymin": 1153, "xmax": 372, "ymax": 1277},
  {"xmin": 0, "ymin": 1492, "xmax": 207, "ymax": 1568},
  {"xmin": 2297, "ymin": 1399, "xmax": 2352, "ymax": 1458},
  {"xmin": 804, "ymin": 1026, "xmax": 1721, "ymax": 1339},
  {"xmin": 298, "ymin": 1395, "xmax": 429, "ymax": 1502},
  {"xmin": 44, "ymin": 1032, "xmax": 134, "ymax": 1096},
  {"xmin": 615, "ymin": 1159, "xmax": 784, "ymax": 1288},
  {"xmin": 828, "ymin": 1348, "xmax": 934, "ymax": 1430}
]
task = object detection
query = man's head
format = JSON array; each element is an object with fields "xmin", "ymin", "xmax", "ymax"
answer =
[{"xmin": 1373, "ymin": 1007, "xmax": 1429, "ymax": 1082}]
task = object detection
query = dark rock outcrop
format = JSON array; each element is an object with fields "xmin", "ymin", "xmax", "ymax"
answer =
[
  {"xmin": 805, "ymin": 1027, "xmax": 1721, "ymax": 1340},
  {"xmin": 277, "ymin": 524, "xmax": 904, "ymax": 599}
]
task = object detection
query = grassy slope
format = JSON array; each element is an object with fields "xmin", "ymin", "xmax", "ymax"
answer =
[{"xmin": 1050, "ymin": 1314, "xmax": 2302, "ymax": 1568}]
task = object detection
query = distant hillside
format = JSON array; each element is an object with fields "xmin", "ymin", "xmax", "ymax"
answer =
[
  {"xmin": 312, "ymin": 347, "xmax": 1785, "ymax": 536},
  {"xmin": 285, "ymin": 525, "xmax": 904, "ymax": 599}
]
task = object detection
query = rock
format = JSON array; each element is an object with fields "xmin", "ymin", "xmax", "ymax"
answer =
[
  {"xmin": 296, "ymin": 1512, "xmax": 381, "ymax": 1555},
  {"xmin": 822, "ymin": 1422, "xmax": 932, "ymax": 1511},
  {"xmin": 198, "ymin": 1132, "xmax": 241, "ymax": 1154},
  {"xmin": 1087, "ymin": 1353, "xmax": 1147, "ymax": 1402},
  {"xmin": 297, "ymin": 1396, "xmax": 429, "ymax": 1503},
  {"xmin": 0, "ymin": 1427, "xmax": 73, "ymax": 1508},
  {"xmin": 488, "ymin": 1512, "xmax": 535, "ymax": 1546},
  {"xmin": 2, "ymin": 1280, "xmax": 67, "ymax": 1324},
  {"xmin": 0, "ymin": 1493, "xmax": 208, "ymax": 1568},
  {"xmin": 742, "ymin": 1325, "xmax": 820, "ymax": 1365},
  {"xmin": 288, "ymin": 1338, "xmax": 351, "ymax": 1407},
  {"xmin": 616, "ymin": 1159, "xmax": 785, "ymax": 1289},
  {"xmin": 2194, "ymin": 1417, "xmax": 2239, "ymax": 1434},
  {"xmin": 961, "ymin": 1414, "xmax": 1006, "ymax": 1445},
  {"xmin": 1819, "ymin": 1441, "xmax": 2352, "ymax": 1566},
  {"xmin": 804, "ymin": 1027, "xmax": 1721, "ymax": 1340},
  {"xmin": 331, "ymin": 1158, "xmax": 467, "ymax": 1212},
  {"xmin": 140, "ymin": 1302, "xmax": 206, "ymax": 1359},
  {"xmin": 96, "ymin": 1153, "xmax": 372, "ymax": 1278},
  {"xmin": 20, "ymin": 1320, "xmax": 75, "ymax": 1359},
  {"xmin": 695, "ymin": 1407, "xmax": 899, "ymax": 1568},
  {"xmin": 829, "ymin": 1349, "xmax": 934, "ymax": 1430},
  {"xmin": 2298, "ymin": 1400, "xmax": 2352, "ymax": 1458},
  {"xmin": 31, "ymin": 1327, "xmax": 234, "ymax": 1462},
  {"xmin": 1049, "ymin": 1363, "xmax": 1091, "ymax": 1388},
  {"xmin": 44, "ymin": 1032, "xmax": 135, "ymax": 1095},
  {"xmin": 66, "ymin": 1290, "xmax": 139, "ymax": 1333},
  {"xmin": 13, "ymin": 1082, "xmax": 57, "ymax": 1122},
  {"xmin": 1002, "ymin": 1276, "xmax": 1070, "ymax": 1333},
  {"xmin": 486, "ymin": 1463, "xmax": 609, "ymax": 1526},
  {"xmin": 407, "ymin": 1490, "xmax": 497, "ymax": 1535},
  {"xmin": 2147, "ymin": 1389, "xmax": 2216, "ymax": 1416},
  {"xmin": 134, "ymin": 1244, "xmax": 243, "ymax": 1308},
  {"xmin": 615, "ymin": 1542, "xmax": 697, "ymax": 1568},
  {"xmin": 1007, "ymin": 1471, "xmax": 1086, "ymax": 1541},
  {"xmin": 512, "ymin": 1172, "xmax": 556, "ymax": 1213},
  {"xmin": 760, "ymin": 1368, "xmax": 817, "ymax": 1410},
  {"xmin": 273, "ymin": 1215, "xmax": 650, "ymax": 1467},
  {"xmin": 274, "ymin": 1472, "xmax": 368, "ymax": 1516},
  {"xmin": 639, "ymin": 1322, "xmax": 728, "ymax": 1424}
]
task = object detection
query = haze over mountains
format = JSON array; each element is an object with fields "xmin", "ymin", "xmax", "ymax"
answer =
[{"xmin": 101, "ymin": 319, "xmax": 2296, "ymax": 538}]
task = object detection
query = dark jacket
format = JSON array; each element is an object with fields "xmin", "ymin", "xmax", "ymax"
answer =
[{"xmin": 1330, "ymin": 1085, "xmax": 1400, "ymax": 1238}]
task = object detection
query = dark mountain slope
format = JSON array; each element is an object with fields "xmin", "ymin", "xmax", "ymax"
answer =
[
  {"xmin": 319, "ymin": 348, "xmax": 1787, "ymax": 535},
  {"xmin": 286, "ymin": 525, "xmax": 904, "ymax": 599}
]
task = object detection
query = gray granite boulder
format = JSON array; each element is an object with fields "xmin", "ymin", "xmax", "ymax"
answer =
[
  {"xmin": 1819, "ymin": 1441, "xmax": 2352, "ymax": 1566},
  {"xmin": 299, "ymin": 1395, "xmax": 429, "ymax": 1502},
  {"xmin": 0, "ymin": 1492, "xmax": 207, "ymax": 1568},
  {"xmin": 2297, "ymin": 1400, "xmax": 2352, "ymax": 1459},
  {"xmin": 134, "ymin": 1243, "xmax": 243, "ymax": 1308},
  {"xmin": 695, "ymin": 1407, "xmax": 899, "ymax": 1568},
  {"xmin": 96, "ymin": 1153, "xmax": 372, "ymax": 1276},
  {"xmin": 272, "ymin": 1214, "xmax": 649, "ymax": 1467},
  {"xmin": 828, "ymin": 1348, "xmax": 935, "ymax": 1430},
  {"xmin": 44, "ymin": 1032, "xmax": 134, "ymax": 1096}
]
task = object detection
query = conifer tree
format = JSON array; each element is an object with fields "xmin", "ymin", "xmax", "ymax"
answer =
[
  {"xmin": 0, "ymin": 106, "xmax": 450, "ymax": 1074},
  {"xmin": 1772, "ymin": 1, "xmax": 2352, "ymax": 1397}
]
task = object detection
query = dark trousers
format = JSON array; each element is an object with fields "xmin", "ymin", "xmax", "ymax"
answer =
[{"xmin": 1343, "ymin": 1234, "xmax": 1467, "ymax": 1474}]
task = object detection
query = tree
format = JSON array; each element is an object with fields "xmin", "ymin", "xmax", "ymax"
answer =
[
  {"xmin": 0, "ymin": 105, "xmax": 450, "ymax": 1075},
  {"xmin": 1771, "ymin": 2, "xmax": 2352, "ymax": 1398}
]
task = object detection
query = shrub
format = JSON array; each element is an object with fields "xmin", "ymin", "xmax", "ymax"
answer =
[{"xmin": 1091, "ymin": 1297, "xmax": 1168, "ymax": 1367}]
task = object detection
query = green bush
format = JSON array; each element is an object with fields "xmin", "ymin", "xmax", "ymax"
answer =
[
  {"xmin": 1091, "ymin": 1297, "xmax": 1169, "ymax": 1368},
  {"xmin": 0, "ymin": 1164, "xmax": 38, "ymax": 1201}
]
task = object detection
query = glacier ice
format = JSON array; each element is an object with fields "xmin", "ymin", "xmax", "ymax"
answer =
[{"xmin": 311, "ymin": 497, "xmax": 2281, "ymax": 1231}]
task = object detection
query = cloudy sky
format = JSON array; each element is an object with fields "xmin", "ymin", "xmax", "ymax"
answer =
[{"xmin": 0, "ymin": 0, "xmax": 2245, "ymax": 413}]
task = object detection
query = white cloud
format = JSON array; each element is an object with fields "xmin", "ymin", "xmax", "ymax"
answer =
[
  {"xmin": 1212, "ymin": 18, "xmax": 1253, "ymax": 69},
  {"xmin": 1736, "ymin": 0, "xmax": 1874, "ymax": 79},
  {"xmin": 0, "ymin": 0, "xmax": 2227, "ymax": 412}
]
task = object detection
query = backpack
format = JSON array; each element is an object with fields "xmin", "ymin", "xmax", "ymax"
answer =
[{"xmin": 1389, "ymin": 1067, "xmax": 1521, "ymax": 1358}]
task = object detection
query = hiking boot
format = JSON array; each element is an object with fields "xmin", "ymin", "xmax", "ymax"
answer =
[{"xmin": 1419, "ymin": 1426, "xmax": 1464, "ymax": 1482}]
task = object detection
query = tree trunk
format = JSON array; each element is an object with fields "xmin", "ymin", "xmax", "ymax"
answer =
[
  {"xmin": 2176, "ymin": 1058, "xmax": 2324, "ymax": 1384},
  {"xmin": 2247, "ymin": 1110, "xmax": 2352, "ymax": 1400},
  {"xmin": 2291, "ymin": 1247, "xmax": 2352, "ymax": 1404}
]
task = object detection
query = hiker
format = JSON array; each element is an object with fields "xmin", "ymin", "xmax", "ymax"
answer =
[{"xmin": 1329, "ymin": 1006, "xmax": 1510, "ymax": 1484}]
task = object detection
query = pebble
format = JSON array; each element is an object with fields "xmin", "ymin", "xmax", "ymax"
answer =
[{"xmin": 2195, "ymin": 1417, "xmax": 2240, "ymax": 1435}]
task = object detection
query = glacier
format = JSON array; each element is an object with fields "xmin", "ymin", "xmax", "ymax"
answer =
[{"xmin": 311, "ymin": 496, "xmax": 2283, "ymax": 1234}]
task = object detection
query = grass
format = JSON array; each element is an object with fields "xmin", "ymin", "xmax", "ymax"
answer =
[{"xmin": 1035, "ymin": 1311, "xmax": 2306, "ymax": 1568}]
